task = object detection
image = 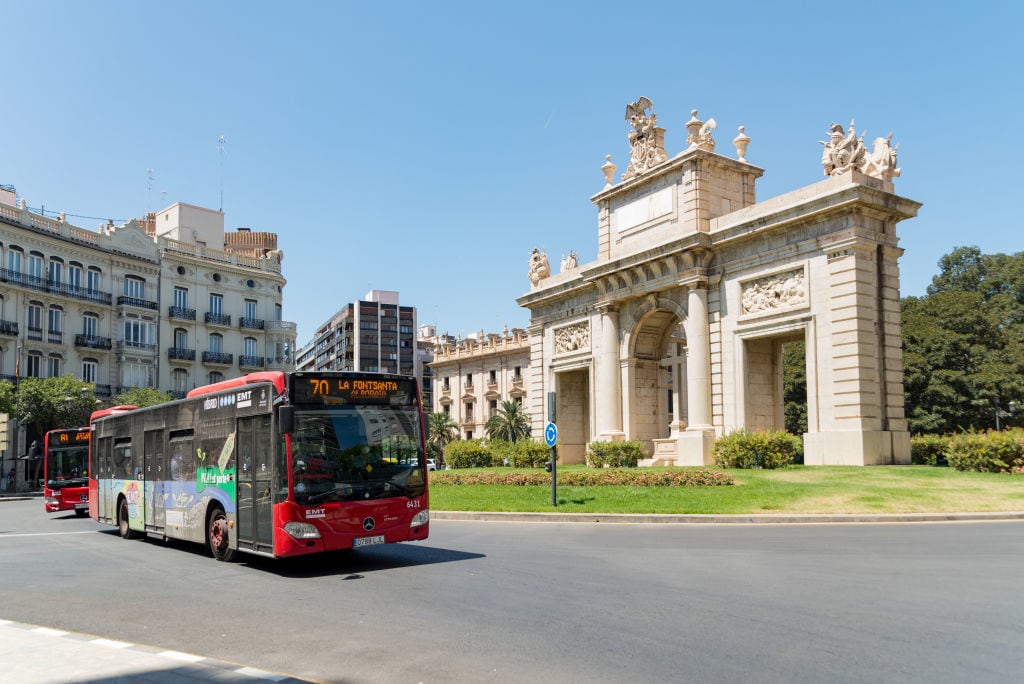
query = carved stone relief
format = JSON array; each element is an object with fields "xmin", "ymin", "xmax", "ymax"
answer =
[
  {"xmin": 554, "ymin": 321, "xmax": 590, "ymax": 354},
  {"xmin": 740, "ymin": 269, "xmax": 806, "ymax": 314}
]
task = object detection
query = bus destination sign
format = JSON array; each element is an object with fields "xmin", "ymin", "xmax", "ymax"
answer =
[
  {"xmin": 58, "ymin": 430, "xmax": 91, "ymax": 444},
  {"xmin": 289, "ymin": 374, "xmax": 415, "ymax": 406}
]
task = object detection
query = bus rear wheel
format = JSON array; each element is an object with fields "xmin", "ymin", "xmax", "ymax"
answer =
[
  {"xmin": 207, "ymin": 507, "xmax": 236, "ymax": 562},
  {"xmin": 118, "ymin": 498, "xmax": 139, "ymax": 539}
]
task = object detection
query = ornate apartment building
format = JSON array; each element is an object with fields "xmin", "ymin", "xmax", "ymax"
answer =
[
  {"xmin": 0, "ymin": 186, "xmax": 297, "ymax": 400},
  {"xmin": 429, "ymin": 327, "xmax": 529, "ymax": 439}
]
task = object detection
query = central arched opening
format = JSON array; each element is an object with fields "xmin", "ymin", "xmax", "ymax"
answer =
[{"xmin": 627, "ymin": 309, "xmax": 686, "ymax": 453}]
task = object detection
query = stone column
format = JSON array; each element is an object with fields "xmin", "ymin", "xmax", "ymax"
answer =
[
  {"xmin": 595, "ymin": 303, "xmax": 624, "ymax": 440},
  {"xmin": 685, "ymin": 284, "xmax": 712, "ymax": 430}
]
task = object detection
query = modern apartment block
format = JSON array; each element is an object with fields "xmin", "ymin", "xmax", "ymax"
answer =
[
  {"xmin": 294, "ymin": 290, "xmax": 419, "ymax": 379},
  {"xmin": 429, "ymin": 327, "xmax": 529, "ymax": 439},
  {"xmin": 0, "ymin": 185, "xmax": 297, "ymax": 400}
]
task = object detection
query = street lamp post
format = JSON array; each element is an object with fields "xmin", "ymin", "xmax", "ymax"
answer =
[{"xmin": 994, "ymin": 396, "xmax": 1018, "ymax": 431}]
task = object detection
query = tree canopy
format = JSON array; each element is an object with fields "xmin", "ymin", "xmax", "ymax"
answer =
[
  {"xmin": 111, "ymin": 386, "xmax": 174, "ymax": 409},
  {"xmin": 485, "ymin": 400, "xmax": 531, "ymax": 442},
  {"xmin": 902, "ymin": 246, "xmax": 1024, "ymax": 434}
]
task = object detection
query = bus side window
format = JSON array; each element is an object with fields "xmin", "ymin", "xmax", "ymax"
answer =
[
  {"xmin": 169, "ymin": 431, "xmax": 194, "ymax": 482},
  {"xmin": 114, "ymin": 441, "xmax": 132, "ymax": 479}
]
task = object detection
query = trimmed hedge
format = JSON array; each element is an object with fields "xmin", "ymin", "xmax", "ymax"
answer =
[
  {"xmin": 430, "ymin": 468, "xmax": 734, "ymax": 487},
  {"xmin": 443, "ymin": 439, "xmax": 492, "ymax": 468},
  {"xmin": 910, "ymin": 434, "xmax": 951, "ymax": 466},
  {"xmin": 585, "ymin": 440, "xmax": 645, "ymax": 468},
  {"xmin": 488, "ymin": 439, "xmax": 551, "ymax": 468},
  {"xmin": 713, "ymin": 429, "xmax": 801, "ymax": 469},
  {"xmin": 945, "ymin": 430, "xmax": 1024, "ymax": 473}
]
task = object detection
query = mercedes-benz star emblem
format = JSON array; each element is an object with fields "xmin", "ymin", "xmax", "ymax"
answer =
[{"xmin": 362, "ymin": 517, "xmax": 375, "ymax": 532}]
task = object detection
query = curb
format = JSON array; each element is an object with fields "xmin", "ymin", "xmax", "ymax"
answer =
[{"xmin": 431, "ymin": 510, "xmax": 1024, "ymax": 524}]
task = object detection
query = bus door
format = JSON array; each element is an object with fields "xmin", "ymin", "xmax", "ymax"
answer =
[
  {"xmin": 143, "ymin": 429, "xmax": 164, "ymax": 532},
  {"xmin": 236, "ymin": 415, "xmax": 274, "ymax": 553}
]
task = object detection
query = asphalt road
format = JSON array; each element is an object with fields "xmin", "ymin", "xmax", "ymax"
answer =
[{"xmin": 1, "ymin": 499, "xmax": 1022, "ymax": 683}]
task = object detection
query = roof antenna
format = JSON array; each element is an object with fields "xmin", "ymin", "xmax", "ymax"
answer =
[{"xmin": 217, "ymin": 135, "xmax": 227, "ymax": 212}]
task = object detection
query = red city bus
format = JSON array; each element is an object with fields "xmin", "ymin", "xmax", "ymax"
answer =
[
  {"xmin": 88, "ymin": 371, "xmax": 429, "ymax": 561},
  {"xmin": 43, "ymin": 427, "xmax": 92, "ymax": 516}
]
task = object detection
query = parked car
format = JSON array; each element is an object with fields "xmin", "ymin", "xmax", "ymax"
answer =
[{"xmin": 426, "ymin": 458, "xmax": 437, "ymax": 471}]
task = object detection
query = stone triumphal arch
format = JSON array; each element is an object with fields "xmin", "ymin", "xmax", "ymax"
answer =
[{"xmin": 517, "ymin": 99, "xmax": 920, "ymax": 466}]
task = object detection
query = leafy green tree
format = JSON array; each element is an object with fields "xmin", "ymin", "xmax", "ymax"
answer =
[
  {"xmin": 783, "ymin": 341, "xmax": 807, "ymax": 436},
  {"xmin": 485, "ymin": 400, "xmax": 531, "ymax": 442},
  {"xmin": 902, "ymin": 246, "xmax": 1024, "ymax": 434},
  {"xmin": 15, "ymin": 376, "xmax": 98, "ymax": 434},
  {"xmin": 0, "ymin": 379, "xmax": 15, "ymax": 416},
  {"xmin": 428, "ymin": 411, "xmax": 460, "ymax": 464},
  {"xmin": 112, "ymin": 386, "xmax": 173, "ymax": 408}
]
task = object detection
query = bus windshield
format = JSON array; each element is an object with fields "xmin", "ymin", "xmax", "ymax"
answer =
[
  {"xmin": 291, "ymin": 405, "xmax": 425, "ymax": 505},
  {"xmin": 47, "ymin": 443, "xmax": 89, "ymax": 490}
]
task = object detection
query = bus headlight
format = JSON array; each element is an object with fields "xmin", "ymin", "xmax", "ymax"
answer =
[
  {"xmin": 44, "ymin": 497, "xmax": 59, "ymax": 506},
  {"xmin": 410, "ymin": 509, "xmax": 429, "ymax": 527},
  {"xmin": 283, "ymin": 521, "xmax": 321, "ymax": 539}
]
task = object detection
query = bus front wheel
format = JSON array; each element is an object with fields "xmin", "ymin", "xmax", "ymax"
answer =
[
  {"xmin": 207, "ymin": 507, "xmax": 236, "ymax": 562},
  {"xmin": 118, "ymin": 498, "xmax": 139, "ymax": 539}
]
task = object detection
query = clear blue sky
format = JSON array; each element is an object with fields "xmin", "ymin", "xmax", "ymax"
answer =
[{"xmin": 4, "ymin": 1, "xmax": 1022, "ymax": 344}]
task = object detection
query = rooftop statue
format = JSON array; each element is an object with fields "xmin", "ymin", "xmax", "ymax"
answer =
[
  {"xmin": 820, "ymin": 119, "xmax": 901, "ymax": 182},
  {"xmin": 528, "ymin": 248, "xmax": 550, "ymax": 285},
  {"xmin": 622, "ymin": 97, "xmax": 668, "ymax": 181}
]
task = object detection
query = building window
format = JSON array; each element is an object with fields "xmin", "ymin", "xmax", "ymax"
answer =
[
  {"xmin": 443, "ymin": 377, "xmax": 450, "ymax": 391},
  {"xmin": 209, "ymin": 333, "xmax": 223, "ymax": 353},
  {"xmin": 173, "ymin": 368, "xmax": 189, "ymax": 393},
  {"xmin": 174, "ymin": 286, "xmax": 188, "ymax": 309},
  {"xmin": 443, "ymin": 405, "xmax": 451, "ymax": 416},
  {"xmin": 48, "ymin": 306, "xmax": 63, "ymax": 333},
  {"xmin": 7, "ymin": 247, "xmax": 22, "ymax": 274},
  {"xmin": 244, "ymin": 337, "xmax": 257, "ymax": 357},
  {"xmin": 123, "ymin": 318, "xmax": 153, "ymax": 346},
  {"xmin": 82, "ymin": 359, "xmax": 97, "ymax": 383},
  {"xmin": 274, "ymin": 303, "xmax": 282, "ymax": 321},
  {"xmin": 123, "ymin": 275, "xmax": 145, "ymax": 299},
  {"xmin": 465, "ymin": 373, "xmax": 473, "ymax": 388},
  {"xmin": 465, "ymin": 402, "xmax": 474, "ymax": 421},
  {"xmin": 68, "ymin": 263, "xmax": 83, "ymax": 291},
  {"xmin": 48, "ymin": 354, "xmax": 62, "ymax": 378},
  {"xmin": 209, "ymin": 293, "xmax": 223, "ymax": 315},
  {"xmin": 87, "ymin": 268, "xmax": 101, "ymax": 293},
  {"xmin": 26, "ymin": 351, "xmax": 42, "ymax": 378},
  {"xmin": 28, "ymin": 252, "xmax": 43, "ymax": 281},
  {"xmin": 489, "ymin": 370, "xmax": 497, "ymax": 384},
  {"xmin": 489, "ymin": 399, "xmax": 497, "ymax": 417},
  {"xmin": 465, "ymin": 431, "xmax": 473, "ymax": 440},
  {"xmin": 27, "ymin": 302, "xmax": 42, "ymax": 336},
  {"xmin": 174, "ymin": 328, "xmax": 188, "ymax": 349},
  {"xmin": 208, "ymin": 371, "xmax": 224, "ymax": 384},
  {"xmin": 121, "ymin": 363, "xmax": 153, "ymax": 388},
  {"xmin": 244, "ymin": 299, "xmax": 257, "ymax": 319},
  {"xmin": 82, "ymin": 314, "xmax": 98, "ymax": 337},
  {"xmin": 48, "ymin": 258, "xmax": 63, "ymax": 285}
]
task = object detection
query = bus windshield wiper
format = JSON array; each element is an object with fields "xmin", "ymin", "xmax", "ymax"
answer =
[{"xmin": 305, "ymin": 489, "xmax": 341, "ymax": 503}]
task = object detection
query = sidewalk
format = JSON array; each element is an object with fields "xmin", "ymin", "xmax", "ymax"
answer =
[{"xmin": 0, "ymin": 619, "xmax": 317, "ymax": 684}]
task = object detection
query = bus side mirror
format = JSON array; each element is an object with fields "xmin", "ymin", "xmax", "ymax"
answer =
[{"xmin": 279, "ymin": 406, "xmax": 295, "ymax": 434}]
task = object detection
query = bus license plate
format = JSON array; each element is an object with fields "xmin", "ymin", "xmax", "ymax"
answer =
[
  {"xmin": 353, "ymin": 535, "xmax": 384, "ymax": 548},
  {"xmin": 75, "ymin": 504, "xmax": 88, "ymax": 510}
]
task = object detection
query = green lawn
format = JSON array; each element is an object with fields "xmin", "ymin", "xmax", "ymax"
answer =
[{"xmin": 428, "ymin": 466, "xmax": 1024, "ymax": 514}]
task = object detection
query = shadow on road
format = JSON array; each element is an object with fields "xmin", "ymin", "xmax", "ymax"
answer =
[{"xmin": 97, "ymin": 527, "xmax": 483, "ymax": 577}]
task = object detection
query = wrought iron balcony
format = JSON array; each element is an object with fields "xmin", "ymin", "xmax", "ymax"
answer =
[
  {"xmin": 239, "ymin": 317, "xmax": 265, "ymax": 330},
  {"xmin": 0, "ymin": 320, "xmax": 18, "ymax": 336},
  {"xmin": 117, "ymin": 295, "xmax": 158, "ymax": 311},
  {"xmin": 94, "ymin": 384, "xmax": 112, "ymax": 397},
  {"xmin": 169, "ymin": 390, "xmax": 188, "ymax": 399},
  {"xmin": 168, "ymin": 306, "xmax": 196, "ymax": 320},
  {"xmin": 201, "ymin": 351, "xmax": 234, "ymax": 365},
  {"xmin": 74, "ymin": 334, "xmax": 113, "ymax": 350},
  {"xmin": 239, "ymin": 355, "xmax": 265, "ymax": 369},
  {"xmin": 27, "ymin": 326, "xmax": 42, "ymax": 341},
  {"xmin": 168, "ymin": 347, "xmax": 196, "ymax": 361},
  {"xmin": 205, "ymin": 312, "xmax": 232, "ymax": 326},
  {"xmin": 47, "ymin": 331, "xmax": 63, "ymax": 344}
]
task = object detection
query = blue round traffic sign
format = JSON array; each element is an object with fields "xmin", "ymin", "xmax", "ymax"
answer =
[{"xmin": 545, "ymin": 422, "xmax": 558, "ymax": 447}]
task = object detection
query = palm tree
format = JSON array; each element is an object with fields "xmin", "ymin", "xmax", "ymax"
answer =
[
  {"xmin": 428, "ymin": 411, "xmax": 460, "ymax": 464},
  {"xmin": 485, "ymin": 400, "xmax": 531, "ymax": 442}
]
